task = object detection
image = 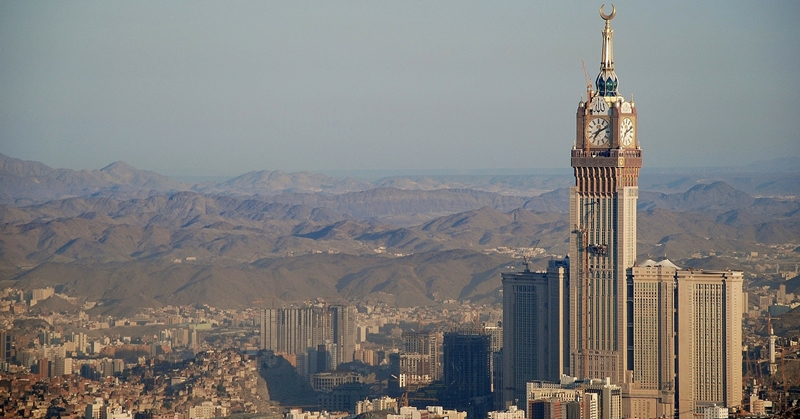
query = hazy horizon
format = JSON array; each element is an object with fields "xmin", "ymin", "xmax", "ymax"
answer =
[
  {"xmin": 6, "ymin": 151, "xmax": 797, "ymax": 184},
  {"xmin": 2, "ymin": 1, "xmax": 799, "ymax": 176}
]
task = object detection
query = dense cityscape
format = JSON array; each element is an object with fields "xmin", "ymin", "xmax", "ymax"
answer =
[
  {"xmin": 1, "ymin": 242, "xmax": 799, "ymax": 419},
  {"xmin": 2, "ymin": 5, "xmax": 800, "ymax": 419}
]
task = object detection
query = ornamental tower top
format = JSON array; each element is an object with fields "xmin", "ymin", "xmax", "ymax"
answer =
[{"xmin": 596, "ymin": 4, "xmax": 618, "ymax": 97}]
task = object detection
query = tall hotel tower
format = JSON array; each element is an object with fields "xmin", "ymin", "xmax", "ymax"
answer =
[{"xmin": 569, "ymin": 5, "xmax": 641, "ymax": 384}]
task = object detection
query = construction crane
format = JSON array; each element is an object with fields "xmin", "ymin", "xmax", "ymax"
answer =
[
  {"xmin": 582, "ymin": 59, "xmax": 593, "ymax": 100},
  {"xmin": 520, "ymin": 239, "xmax": 540, "ymax": 273}
]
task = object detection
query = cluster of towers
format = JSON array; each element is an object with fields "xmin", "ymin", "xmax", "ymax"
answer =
[
  {"xmin": 260, "ymin": 303, "xmax": 356, "ymax": 374},
  {"xmin": 256, "ymin": 8, "xmax": 745, "ymax": 419},
  {"xmin": 502, "ymin": 7, "xmax": 743, "ymax": 419}
]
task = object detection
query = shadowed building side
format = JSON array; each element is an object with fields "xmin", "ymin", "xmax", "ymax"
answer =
[{"xmin": 502, "ymin": 259, "xmax": 569, "ymax": 408}]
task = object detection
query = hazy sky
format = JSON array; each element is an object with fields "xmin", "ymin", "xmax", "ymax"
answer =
[{"xmin": 1, "ymin": 1, "xmax": 798, "ymax": 177}]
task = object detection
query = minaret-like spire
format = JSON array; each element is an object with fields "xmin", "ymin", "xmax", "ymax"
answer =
[{"xmin": 596, "ymin": 4, "xmax": 618, "ymax": 97}]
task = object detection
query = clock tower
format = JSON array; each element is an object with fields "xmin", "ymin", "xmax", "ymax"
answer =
[{"xmin": 569, "ymin": 4, "xmax": 641, "ymax": 384}]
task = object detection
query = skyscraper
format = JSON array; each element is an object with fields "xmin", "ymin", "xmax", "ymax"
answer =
[
  {"xmin": 260, "ymin": 306, "xmax": 331, "ymax": 355},
  {"xmin": 626, "ymin": 260, "xmax": 743, "ymax": 418},
  {"xmin": 329, "ymin": 304, "xmax": 356, "ymax": 365},
  {"xmin": 502, "ymin": 259, "xmax": 569, "ymax": 408},
  {"xmin": 675, "ymin": 269, "xmax": 742, "ymax": 418},
  {"xmin": 403, "ymin": 330, "xmax": 442, "ymax": 380},
  {"xmin": 626, "ymin": 260, "xmax": 679, "ymax": 417},
  {"xmin": 261, "ymin": 308, "xmax": 277, "ymax": 351},
  {"xmin": 261, "ymin": 304, "xmax": 359, "ymax": 372},
  {"xmin": 443, "ymin": 328, "xmax": 493, "ymax": 419},
  {"xmin": 568, "ymin": 4, "xmax": 640, "ymax": 385},
  {"xmin": 0, "ymin": 330, "xmax": 11, "ymax": 365}
]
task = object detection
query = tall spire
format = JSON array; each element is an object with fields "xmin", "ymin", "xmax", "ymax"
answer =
[{"xmin": 596, "ymin": 4, "xmax": 618, "ymax": 97}]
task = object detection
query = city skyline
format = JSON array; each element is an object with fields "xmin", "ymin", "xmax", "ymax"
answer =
[
  {"xmin": 1, "ymin": 2, "xmax": 798, "ymax": 177},
  {"xmin": 0, "ymin": 3, "xmax": 795, "ymax": 415}
]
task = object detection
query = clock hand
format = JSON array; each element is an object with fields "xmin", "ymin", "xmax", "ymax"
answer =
[{"xmin": 592, "ymin": 126, "xmax": 606, "ymax": 138}]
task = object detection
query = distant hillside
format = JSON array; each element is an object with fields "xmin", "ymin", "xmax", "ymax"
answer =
[
  {"xmin": 772, "ymin": 305, "xmax": 800, "ymax": 337},
  {"xmin": 2, "ymin": 180, "xmax": 799, "ymax": 310},
  {"xmin": 260, "ymin": 188, "xmax": 532, "ymax": 222},
  {"xmin": 2, "ymin": 154, "xmax": 798, "ymax": 207},
  {"xmin": 0, "ymin": 192, "xmax": 567, "ymax": 272},
  {"xmin": 199, "ymin": 170, "xmax": 372, "ymax": 195},
  {"xmin": 1, "ymin": 154, "xmax": 799, "ymax": 312},
  {"xmin": 0, "ymin": 154, "xmax": 190, "ymax": 206},
  {"xmin": 9, "ymin": 250, "xmax": 516, "ymax": 310},
  {"xmin": 6, "ymin": 182, "xmax": 794, "ymax": 272},
  {"xmin": 638, "ymin": 157, "xmax": 800, "ymax": 195}
]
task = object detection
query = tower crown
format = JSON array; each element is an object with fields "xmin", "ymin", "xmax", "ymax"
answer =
[{"xmin": 596, "ymin": 4, "xmax": 618, "ymax": 97}]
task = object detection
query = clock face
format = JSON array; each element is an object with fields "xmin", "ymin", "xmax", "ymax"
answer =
[
  {"xmin": 621, "ymin": 117, "xmax": 635, "ymax": 146},
  {"xmin": 586, "ymin": 118, "xmax": 610, "ymax": 146}
]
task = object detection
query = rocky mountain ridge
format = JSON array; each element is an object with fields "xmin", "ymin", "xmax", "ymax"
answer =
[
  {"xmin": 1, "ymin": 154, "xmax": 799, "ymax": 312},
  {"xmin": 3, "ymin": 154, "xmax": 798, "ymax": 207}
]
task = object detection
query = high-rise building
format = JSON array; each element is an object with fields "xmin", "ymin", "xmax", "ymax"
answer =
[
  {"xmin": 389, "ymin": 331, "xmax": 442, "ymax": 395},
  {"xmin": 329, "ymin": 304, "xmax": 356, "ymax": 365},
  {"xmin": 260, "ymin": 308, "xmax": 277, "ymax": 350},
  {"xmin": 403, "ymin": 330, "xmax": 441, "ymax": 380},
  {"xmin": 502, "ymin": 259, "xmax": 569, "ymax": 408},
  {"xmin": 442, "ymin": 328, "xmax": 493, "ymax": 419},
  {"xmin": 35, "ymin": 358, "xmax": 48, "ymax": 378},
  {"xmin": 261, "ymin": 304, "xmax": 359, "ymax": 372},
  {"xmin": 53, "ymin": 356, "xmax": 73, "ymax": 376},
  {"xmin": 484, "ymin": 323, "xmax": 503, "ymax": 353},
  {"xmin": 528, "ymin": 377, "xmax": 620, "ymax": 419},
  {"xmin": 0, "ymin": 330, "xmax": 11, "ymax": 365},
  {"xmin": 568, "ymin": 4, "xmax": 641, "ymax": 385},
  {"xmin": 484, "ymin": 322, "xmax": 503, "ymax": 408},
  {"xmin": 314, "ymin": 342, "xmax": 338, "ymax": 372},
  {"xmin": 626, "ymin": 260, "xmax": 743, "ymax": 418},
  {"xmin": 625, "ymin": 260, "xmax": 678, "ymax": 418},
  {"xmin": 492, "ymin": 350, "xmax": 505, "ymax": 411},
  {"xmin": 526, "ymin": 379, "xmax": 603, "ymax": 419},
  {"xmin": 675, "ymin": 269, "xmax": 743, "ymax": 418},
  {"xmin": 260, "ymin": 306, "xmax": 331, "ymax": 355},
  {"xmin": 84, "ymin": 398, "xmax": 104, "ymax": 419},
  {"xmin": 529, "ymin": 398, "xmax": 564, "ymax": 419},
  {"xmin": 518, "ymin": 6, "xmax": 745, "ymax": 416}
]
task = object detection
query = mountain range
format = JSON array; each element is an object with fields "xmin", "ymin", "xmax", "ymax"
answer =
[
  {"xmin": 3, "ymin": 153, "xmax": 799, "ymax": 207},
  {"xmin": 1, "ymin": 154, "xmax": 799, "ymax": 313}
]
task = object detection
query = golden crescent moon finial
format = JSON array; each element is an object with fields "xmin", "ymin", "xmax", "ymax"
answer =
[{"xmin": 600, "ymin": 4, "xmax": 616, "ymax": 21}]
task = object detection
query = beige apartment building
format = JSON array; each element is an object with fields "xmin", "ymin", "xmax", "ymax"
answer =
[
  {"xmin": 675, "ymin": 269, "xmax": 743, "ymax": 418},
  {"xmin": 625, "ymin": 260, "xmax": 678, "ymax": 418},
  {"xmin": 625, "ymin": 260, "xmax": 743, "ymax": 418}
]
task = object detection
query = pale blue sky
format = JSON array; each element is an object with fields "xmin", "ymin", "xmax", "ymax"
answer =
[{"xmin": 1, "ymin": 1, "xmax": 798, "ymax": 176}]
